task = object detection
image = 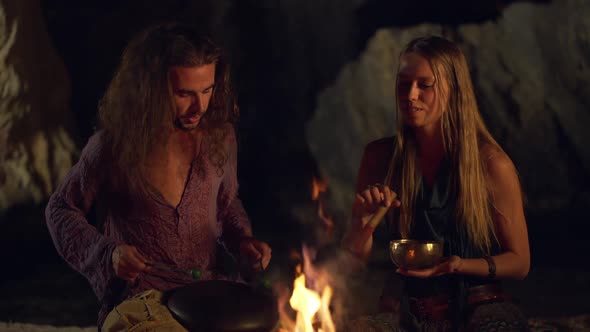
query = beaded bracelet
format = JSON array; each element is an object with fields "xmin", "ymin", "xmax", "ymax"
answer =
[{"xmin": 483, "ymin": 255, "xmax": 496, "ymax": 279}]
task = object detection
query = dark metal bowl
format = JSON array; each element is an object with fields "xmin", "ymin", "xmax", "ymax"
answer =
[
  {"xmin": 389, "ymin": 239, "xmax": 444, "ymax": 270},
  {"xmin": 166, "ymin": 280, "xmax": 278, "ymax": 332}
]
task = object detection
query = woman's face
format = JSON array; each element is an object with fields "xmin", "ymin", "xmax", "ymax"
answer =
[{"xmin": 397, "ymin": 52, "xmax": 446, "ymax": 133}]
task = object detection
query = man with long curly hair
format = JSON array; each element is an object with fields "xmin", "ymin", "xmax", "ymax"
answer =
[{"xmin": 45, "ymin": 23, "xmax": 271, "ymax": 331}]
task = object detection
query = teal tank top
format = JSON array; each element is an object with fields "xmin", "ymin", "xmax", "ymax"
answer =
[{"xmin": 393, "ymin": 158, "xmax": 500, "ymax": 328}]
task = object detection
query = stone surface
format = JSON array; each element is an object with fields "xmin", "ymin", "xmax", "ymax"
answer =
[
  {"xmin": 1, "ymin": 315, "xmax": 590, "ymax": 332},
  {"xmin": 306, "ymin": 0, "xmax": 590, "ymax": 220},
  {"xmin": 0, "ymin": 323, "xmax": 94, "ymax": 332},
  {"xmin": 0, "ymin": 0, "xmax": 76, "ymax": 214}
]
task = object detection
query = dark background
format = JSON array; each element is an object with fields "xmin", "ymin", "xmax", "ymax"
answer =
[{"xmin": 0, "ymin": 0, "xmax": 589, "ymax": 328}]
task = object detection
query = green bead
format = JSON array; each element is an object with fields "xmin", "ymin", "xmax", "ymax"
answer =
[
  {"xmin": 190, "ymin": 269, "xmax": 202, "ymax": 280},
  {"xmin": 258, "ymin": 278, "xmax": 272, "ymax": 289}
]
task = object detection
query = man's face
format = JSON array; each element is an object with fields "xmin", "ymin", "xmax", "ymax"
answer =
[{"xmin": 170, "ymin": 64, "xmax": 216, "ymax": 130}]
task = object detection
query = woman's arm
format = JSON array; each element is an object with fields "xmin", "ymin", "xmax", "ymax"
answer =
[
  {"xmin": 400, "ymin": 152, "xmax": 530, "ymax": 280},
  {"xmin": 461, "ymin": 152, "xmax": 530, "ymax": 280},
  {"xmin": 343, "ymin": 138, "xmax": 400, "ymax": 260}
]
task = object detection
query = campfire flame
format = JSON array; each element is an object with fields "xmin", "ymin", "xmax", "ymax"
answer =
[
  {"xmin": 311, "ymin": 177, "xmax": 334, "ymax": 237},
  {"xmin": 317, "ymin": 284, "xmax": 336, "ymax": 332},
  {"xmin": 311, "ymin": 177, "xmax": 328, "ymax": 201},
  {"xmin": 278, "ymin": 177, "xmax": 336, "ymax": 332},
  {"xmin": 286, "ymin": 255, "xmax": 335, "ymax": 332},
  {"xmin": 289, "ymin": 273, "xmax": 321, "ymax": 331}
]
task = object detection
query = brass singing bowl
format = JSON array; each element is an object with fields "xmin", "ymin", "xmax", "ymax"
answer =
[{"xmin": 389, "ymin": 239, "xmax": 444, "ymax": 270}]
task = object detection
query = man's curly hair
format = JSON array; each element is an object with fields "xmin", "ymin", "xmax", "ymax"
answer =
[{"xmin": 98, "ymin": 22, "xmax": 237, "ymax": 191}]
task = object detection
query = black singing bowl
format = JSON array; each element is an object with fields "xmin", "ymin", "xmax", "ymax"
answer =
[{"xmin": 166, "ymin": 280, "xmax": 278, "ymax": 332}]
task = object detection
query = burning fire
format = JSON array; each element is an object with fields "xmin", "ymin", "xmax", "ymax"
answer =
[
  {"xmin": 311, "ymin": 177, "xmax": 328, "ymax": 201},
  {"xmin": 289, "ymin": 273, "xmax": 322, "ymax": 331},
  {"xmin": 280, "ymin": 251, "xmax": 336, "ymax": 332},
  {"xmin": 311, "ymin": 177, "xmax": 334, "ymax": 237},
  {"xmin": 278, "ymin": 177, "xmax": 337, "ymax": 332}
]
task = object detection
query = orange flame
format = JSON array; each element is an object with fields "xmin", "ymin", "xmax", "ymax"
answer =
[
  {"xmin": 311, "ymin": 177, "xmax": 334, "ymax": 236},
  {"xmin": 311, "ymin": 177, "xmax": 328, "ymax": 201},
  {"xmin": 277, "ymin": 178, "xmax": 337, "ymax": 331},
  {"xmin": 279, "ymin": 246, "xmax": 335, "ymax": 332},
  {"xmin": 317, "ymin": 285, "xmax": 335, "ymax": 332},
  {"xmin": 289, "ymin": 273, "xmax": 321, "ymax": 331}
]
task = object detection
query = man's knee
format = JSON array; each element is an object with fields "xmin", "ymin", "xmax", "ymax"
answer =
[{"xmin": 102, "ymin": 289, "xmax": 188, "ymax": 332}]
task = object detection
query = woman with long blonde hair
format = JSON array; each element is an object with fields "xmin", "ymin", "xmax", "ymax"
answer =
[{"xmin": 345, "ymin": 36, "xmax": 530, "ymax": 331}]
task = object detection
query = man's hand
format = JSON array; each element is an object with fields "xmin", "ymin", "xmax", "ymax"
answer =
[
  {"xmin": 239, "ymin": 238, "xmax": 272, "ymax": 272},
  {"xmin": 396, "ymin": 255, "xmax": 462, "ymax": 278},
  {"xmin": 112, "ymin": 244, "xmax": 148, "ymax": 281}
]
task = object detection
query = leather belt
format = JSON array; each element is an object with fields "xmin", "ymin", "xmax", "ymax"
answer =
[
  {"xmin": 467, "ymin": 283, "xmax": 511, "ymax": 305},
  {"xmin": 408, "ymin": 284, "xmax": 510, "ymax": 322}
]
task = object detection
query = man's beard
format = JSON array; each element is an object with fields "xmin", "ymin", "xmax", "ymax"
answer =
[{"xmin": 174, "ymin": 115, "xmax": 204, "ymax": 131}]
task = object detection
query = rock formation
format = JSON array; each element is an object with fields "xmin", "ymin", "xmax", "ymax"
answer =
[
  {"xmin": 0, "ymin": 0, "xmax": 76, "ymax": 214},
  {"xmin": 307, "ymin": 0, "xmax": 590, "ymax": 222}
]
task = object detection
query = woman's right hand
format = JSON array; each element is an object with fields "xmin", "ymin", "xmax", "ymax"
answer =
[
  {"xmin": 353, "ymin": 183, "xmax": 401, "ymax": 224},
  {"xmin": 112, "ymin": 244, "xmax": 148, "ymax": 281},
  {"xmin": 345, "ymin": 184, "xmax": 401, "ymax": 258}
]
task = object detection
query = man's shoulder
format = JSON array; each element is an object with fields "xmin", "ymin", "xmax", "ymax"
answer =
[
  {"xmin": 84, "ymin": 129, "xmax": 107, "ymax": 149},
  {"xmin": 80, "ymin": 130, "xmax": 110, "ymax": 164},
  {"xmin": 209, "ymin": 122, "xmax": 237, "ymax": 146},
  {"xmin": 201, "ymin": 123, "xmax": 237, "ymax": 158}
]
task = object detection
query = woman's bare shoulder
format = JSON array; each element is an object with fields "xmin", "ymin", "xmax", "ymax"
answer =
[
  {"xmin": 481, "ymin": 143, "xmax": 518, "ymax": 185},
  {"xmin": 364, "ymin": 136, "xmax": 396, "ymax": 155}
]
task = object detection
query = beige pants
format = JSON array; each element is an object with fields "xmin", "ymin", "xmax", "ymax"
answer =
[{"xmin": 102, "ymin": 289, "xmax": 188, "ymax": 332}]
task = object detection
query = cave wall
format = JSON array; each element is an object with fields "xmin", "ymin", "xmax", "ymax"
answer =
[
  {"xmin": 307, "ymin": 0, "xmax": 590, "ymax": 229},
  {"xmin": 0, "ymin": 0, "xmax": 76, "ymax": 214},
  {"xmin": 0, "ymin": 0, "xmax": 587, "ymax": 244}
]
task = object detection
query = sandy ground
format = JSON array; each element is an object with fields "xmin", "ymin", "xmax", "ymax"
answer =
[
  {"xmin": 1, "ymin": 315, "xmax": 589, "ymax": 331},
  {"xmin": 0, "ymin": 323, "xmax": 94, "ymax": 332},
  {"xmin": 0, "ymin": 259, "xmax": 588, "ymax": 331}
]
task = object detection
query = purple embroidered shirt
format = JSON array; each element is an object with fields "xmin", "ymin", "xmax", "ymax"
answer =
[{"xmin": 45, "ymin": 125, "xmax": 252, "ymax": 327}]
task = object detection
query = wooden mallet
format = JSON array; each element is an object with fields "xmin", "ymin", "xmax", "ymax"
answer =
[{"xmin": 348, "ymin": 204, "xmax": 390, "ymax": 255}]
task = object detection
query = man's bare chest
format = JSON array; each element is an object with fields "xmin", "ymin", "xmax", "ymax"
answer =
[
  {"xmin": 145, "ymin": 131, "xmax": 202, "ymax": 207},
  {"xmin": 147, "ymin": 147, "xmax": 194, "ymax": 207}
]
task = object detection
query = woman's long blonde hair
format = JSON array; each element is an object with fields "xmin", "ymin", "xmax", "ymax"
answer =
[
  {"xmin": 385, "ymin": 36, "xmax": 501, "ymax": 253},
  {"xmin": 99, "ymin": 23, "xmax": 237, "ymax": 190}
]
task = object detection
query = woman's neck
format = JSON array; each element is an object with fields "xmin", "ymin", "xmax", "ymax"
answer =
[
  {"xmin": 415, "ymin": 125, "xmax": 444, "ymax": 163},
  {"xmin": 414, "ymin": 125, "xmax": 446, "ymax": 188}
]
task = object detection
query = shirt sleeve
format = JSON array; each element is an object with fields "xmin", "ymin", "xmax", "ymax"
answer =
[
  {"xmin": 45, "ymin": 132, "xmax": 121, "ymax": 301},
  {"xmin": 217, "ymin": 126, "xmax": 253, "ymax": 256}
]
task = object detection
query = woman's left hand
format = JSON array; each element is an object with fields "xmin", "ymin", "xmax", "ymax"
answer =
[{"xmin": 396, "ymin": 255, "xmax": 462, "ymax": 278}]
